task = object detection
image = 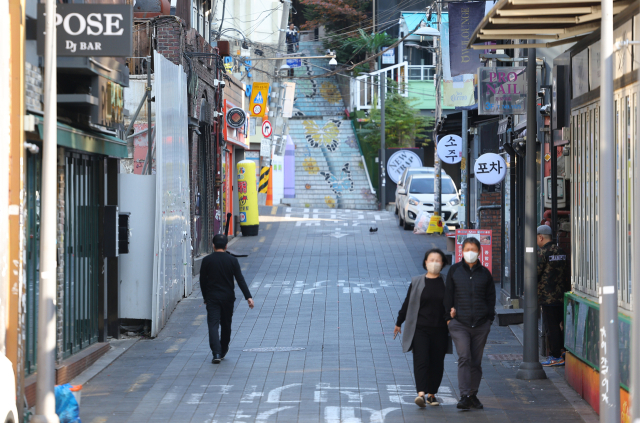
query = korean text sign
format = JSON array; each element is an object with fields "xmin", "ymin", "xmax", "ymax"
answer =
[
  {"xmin": 37, "ymin": 4, "xmax": 133, "ymax": 57},
  {"xmin": 437, "ymin": 135, "xmax": 462, "ymax": 164},
  {"xmin": 474, "ymin": 153, "xmax": 507, "ymax": 185},
  {"xmin": 478, "ymin": 67, "xmax": 527, "ymax": 115},
  {"xmin": 455, "ymin": 229, "xmax": 492, "ymax": 273}
]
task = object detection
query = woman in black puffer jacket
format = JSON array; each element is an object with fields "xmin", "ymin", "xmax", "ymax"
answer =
[{"xmin": 443, "ymin": 237, "xmax": 496, "ymax": 411}]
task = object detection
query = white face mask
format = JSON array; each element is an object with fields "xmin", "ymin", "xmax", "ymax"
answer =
[
  {"xmin": 426, "ymin": 262, "xmax": 443, "ymax": 274},
  {"xmin": 463, "ymin": 251, "xmax": 479, "ymax": 264}
]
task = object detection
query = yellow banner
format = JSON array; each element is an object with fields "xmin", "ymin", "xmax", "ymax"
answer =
[{"xmin": 250, "ymin": 82, "xmax": 269, "ymax": 118}]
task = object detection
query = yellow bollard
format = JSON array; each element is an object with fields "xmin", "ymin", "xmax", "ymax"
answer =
[
  {"xmin": 426, "ymin": 214, "xmax": 444, "ymax": 234},
  {"xmin": 237, "ymin": 160, "xmax": 260, "ymax": 236}
]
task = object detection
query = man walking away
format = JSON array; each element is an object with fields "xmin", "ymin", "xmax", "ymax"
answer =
[
  {"xmin": 200, "ymin": 234, "xmax": 254, "ymax": 364},
  {"xmin": 285, "ymin": 23, "xmax": 299, "ymax": 77},
  {"xmin": 537, "ymin": 225, "xmax": 570, "ymax": 367}
]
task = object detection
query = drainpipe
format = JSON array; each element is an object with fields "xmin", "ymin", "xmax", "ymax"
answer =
[{"xmin": 475, "ymin": 204, "xmax": 500, "ymax": 229}]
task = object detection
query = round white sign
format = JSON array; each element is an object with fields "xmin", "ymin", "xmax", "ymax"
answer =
[
  {"xmin": 386, "ymin": 150, "xmax": 423, "ymax": 184},
  {"xmin": 437, "ymin": 134, "xmax": 462, "ymax": 164},
  {"xmin": 262, "ymin": 120, "xmax": 272, "ymax": 138},
  {"xmin": 474, "ymin": 153, "xmax": 507, "ymax": 185}
]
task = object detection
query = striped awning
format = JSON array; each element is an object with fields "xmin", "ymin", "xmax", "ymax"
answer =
[{"xmin": 467, "ymin": 0, "xmax": 634, "ymax": 49}]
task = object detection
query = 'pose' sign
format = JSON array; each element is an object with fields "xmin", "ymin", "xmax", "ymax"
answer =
[{"xmin": 38, "ymin": 4, "xmax": 133, "ymax": 57}]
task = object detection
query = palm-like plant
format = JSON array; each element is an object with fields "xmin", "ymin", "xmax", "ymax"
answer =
[{"xmin": 346, "ymin": 29, "xmax": 395, "ymax": 72}]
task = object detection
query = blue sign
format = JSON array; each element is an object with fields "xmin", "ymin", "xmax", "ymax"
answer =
[
  {"xmin": 382, "ymin": 49, "xmax": 395, "ymax": 65},
  {"xmin": 254, "ymin": 91, "xmax": 264, "ymax": 104},
  {"xmin": 286, "ymin": 59, "xmax": 302, "ymax": 68},
  {"xmin": 240, "ymin": 212, "xmax": 247, "ymax": 222}
]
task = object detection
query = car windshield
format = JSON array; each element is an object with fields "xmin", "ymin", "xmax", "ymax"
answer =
[
  {"xmin": 403, "ymin": 169, "xmax": 432, "ymax": 184},
  {"xmin": 409, "ymin": 178, "xmax": 456, "ymax": 194}
]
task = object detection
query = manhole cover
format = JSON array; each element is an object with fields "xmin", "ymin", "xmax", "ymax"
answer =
[
  {"xmin": 242, "ymin": 347, "xmax": 306, "ymax": 352},
  {"xmin": 485, "ymin": 340, "xmax": 507, "ymax": 344},
  {"xmin": 487, "ymin": 354, "xmax": 523, "ymax": 361}
]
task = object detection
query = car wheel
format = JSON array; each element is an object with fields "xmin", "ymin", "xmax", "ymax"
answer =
[
  {"xmin": 403, "ymin": 219, "xmax": 412, "ymax": 231},
  {"xmin": 399, "ymin": 213, "xmax": 404, "ymax": 226}
]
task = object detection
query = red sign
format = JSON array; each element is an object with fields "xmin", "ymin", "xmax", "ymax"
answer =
[
  {"xmin": 454, "ymin": 229, "xmax": 492, "ymax": 273},
  {"xmin": 262, "ymin": 120, "xmax": 272, "ymax": 138}
]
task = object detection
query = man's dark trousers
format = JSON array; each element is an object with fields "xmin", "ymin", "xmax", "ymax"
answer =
[
  {"xmin": 206, "ymin": 300, "xmax": 234, "ymax": 356},
  {"xmin": 448, "ymin": 319, "xmax": 491, "ymax": 397},
  {"xmin": 542, "ymin": 305, "xmax": 564, "ymax": 358}
]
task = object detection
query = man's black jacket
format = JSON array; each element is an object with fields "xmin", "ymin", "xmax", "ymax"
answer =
[
  {"xmin": 444, "ymin": 260, "xmax": 496, "ymax": 328},
  {"xmin": 200, "ymin": 251, "xmax": 252, "ymax": 303}
]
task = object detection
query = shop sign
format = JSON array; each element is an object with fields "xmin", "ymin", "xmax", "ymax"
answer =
[
  {"xmin": 386, "ymin": 150, "xmax": 422, "ymax": 184},
  {"xmin": 455, "ymin": 229, "xmax": 492, "ymax": 272},
  {"xmin": 226, "ymin": 107, "xmax": 246, "ymax": 129},
  {"xmin": 497, "ymin": 117, "xmax": 510, "ymax": 135},
  {"xmin": 37, "ymin": 4, "xmax": 132, "ymax": 57},
  {"xmin": 382, "ymin": 48, "xmax": 395, "ymax": 65},
  {"xmin": 474, "ymin": 153, "xmax": 507, "ymax": 185},
  {"xmin": 437, "ymin": 134, "xmax": 462, "ymax": 164},
  {"xmin": 286, "ymin": 59, "xmax": 302, "ymax": 68},
  {"xmin": 478, "ymin": 67, "xmax": 527, "ymax": 115}
]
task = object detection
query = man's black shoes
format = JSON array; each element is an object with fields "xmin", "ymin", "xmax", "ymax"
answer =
[
  {"xmin": 457, "ymin": 395, "xmax": 472, "ymax": 410},
  {"xmin": 221, "ymin": 346, "xmax": 229, "ymax": 360},
  {"xmin": 469, "ymin": 395, "xmax": 484, "ymax": 409},
  {"xmin": 212, "ymin": 354, "xmax": 221, "ymax": 364}
]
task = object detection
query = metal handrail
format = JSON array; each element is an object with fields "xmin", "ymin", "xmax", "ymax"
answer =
[{"xmin": 349, "ymin": 119, "xmax": 376, "ymax": 195}]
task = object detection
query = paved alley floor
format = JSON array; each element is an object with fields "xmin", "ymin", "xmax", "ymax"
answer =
[{"xmin": 80, "ymin": 207, "xmax": 593, "ymax": 423}]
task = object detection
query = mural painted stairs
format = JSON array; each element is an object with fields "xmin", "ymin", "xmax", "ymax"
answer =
[{"xmin": 285, "ymin": 41, "xmax": 378, "ymax": 210}]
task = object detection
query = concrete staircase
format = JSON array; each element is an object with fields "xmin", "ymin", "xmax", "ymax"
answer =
[{"xmin": 285, "ymin": 41, "xmax": 378, "ymax": 210}]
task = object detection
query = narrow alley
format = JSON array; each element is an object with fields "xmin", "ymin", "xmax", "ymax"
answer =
[{"xmin": 77, "ymin": 207, "xmax": 593, "ymax": 423}]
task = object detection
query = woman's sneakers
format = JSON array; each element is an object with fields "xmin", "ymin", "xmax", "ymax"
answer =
[
  {"xmin": 415, "ymin": 395, "xmax": 427, "ymax": 408},
  {"xmin": 426, "ymin": 395, "xmax": 440, "ymax": 406}
]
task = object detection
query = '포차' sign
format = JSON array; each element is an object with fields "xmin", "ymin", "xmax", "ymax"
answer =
[
  {"xmin": 478, "ymin": 67, "xmax": 527, "ymax": 115},
  {"xmin": 474, "ymin": 153, "xmax": 507, "ymax": 185}
]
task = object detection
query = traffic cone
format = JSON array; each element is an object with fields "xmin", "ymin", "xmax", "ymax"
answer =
[{"xmin": 266, "ymin": 166, "xmax": 273, "ymax": 206}]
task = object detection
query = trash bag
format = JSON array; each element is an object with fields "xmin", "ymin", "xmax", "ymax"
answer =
[
  {"xmin": 413, "ymin": 210, "xmax": 432, "ymax": 234},
  {"xmin": 55, "ymin": 384, "xmax": 81, "ymax": 423}
]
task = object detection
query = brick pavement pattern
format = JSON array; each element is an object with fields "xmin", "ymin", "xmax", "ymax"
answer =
[{"xmin": 80, "ymin": 207, "xmax": 587, "ymax": 423}]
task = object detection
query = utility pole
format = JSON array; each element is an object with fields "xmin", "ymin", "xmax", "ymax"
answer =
[
  {"xmin": 433, "ymin": 1, "xmax": 442, "ymax": 218},
  {"xmin": 516, "ymin": 44, "xmax": 546, "ymax": 381},
  {"xmin": 33, "ymin": 0, "xmax": 60, "ymax": 420},
  {"xmin": 380, "ymin": 75, "xmax": 386, "ymax": 209},
  {"xmin": 266, "ymin": 0, "xmax": 291, "ymax": 172},
  {"xmin": 460, "ymin": 109, "xmax": 468, "ymax": 228},
  {"xmin": 632, "ymin": 42, "xmax": 640, "ymax": 423},
  {"xmin": 598, "ymin": 0, "xmax": 620, "ymax": 420}
]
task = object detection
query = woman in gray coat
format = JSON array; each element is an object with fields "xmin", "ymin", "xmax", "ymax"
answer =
[{"xmin": 394, "ymin": 249, "xmax": 449, "ymax": 407}]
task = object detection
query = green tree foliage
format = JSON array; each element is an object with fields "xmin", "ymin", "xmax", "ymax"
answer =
[
  {"xmin": 300, "ymin": 0, "xmax": 369, "ymax": 33},
  {"xmin": 356, "ymin": 79, "xmax": 433, "ymax": 149},
  {"xmin": 324, "ymin": 29, "xmax": 394, "ymax": 73}
]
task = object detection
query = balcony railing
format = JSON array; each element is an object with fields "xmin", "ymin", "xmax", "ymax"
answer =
[
  {"xmin": 351, "ymin": 61, "xmax": 408, "ymax": 111},
  {"xmin": 408, "ymin": 65, "xmax": 435, "ymax": 81}
]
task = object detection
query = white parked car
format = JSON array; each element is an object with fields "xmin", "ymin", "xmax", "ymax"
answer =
[
  {"xmin": 398, "ymin": 174, "xmax": 460, "ymax": 230},
  {"xmin": 0, "ymin": 354, "xmax": 18, "ymax": 423},
  {"xmin": 394, "ymin": 167, "xmax": 444, "ymax": 215}
]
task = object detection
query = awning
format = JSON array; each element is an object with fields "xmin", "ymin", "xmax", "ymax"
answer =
[
  {"xmin": 467, "ymin": 0, "xmax": 634, "ymax": 49},
  {"xmin": 33, "ymin": 114, "xmax": 128, "ymax": 158}
]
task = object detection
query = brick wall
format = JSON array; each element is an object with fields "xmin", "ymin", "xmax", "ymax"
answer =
[
  {"xmin": 25, "ymin": 62, "xmax": 43, "ymax": 111},
  {"xmin": 479, "ymin": 192, "xmax": 502, "ymax": 282},
  {"xmin": 56, "ymin": 148, "xmax": 65, "ymax": 363}
]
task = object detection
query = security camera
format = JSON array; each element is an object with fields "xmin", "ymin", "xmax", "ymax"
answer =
[
  {"xmin": 537, "ymin": 89, "xmax": 546, "ymax": 98},
  {"xmin": 540, "ymin": 104, "xmax": 550, "ymax": 115},
  {"xmin": 219, "ymin": 80, "xmax": 226, "ymax": 88},
  {"xmin": 329, "ymin": 57, "xmax": 337, "ymax": 71}
]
